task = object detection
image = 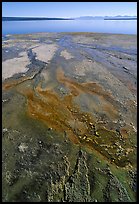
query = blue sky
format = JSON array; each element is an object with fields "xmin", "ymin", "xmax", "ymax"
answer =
[{"xmin": 2, "ymin": 2, "xmax": 137, "ymax": 18}]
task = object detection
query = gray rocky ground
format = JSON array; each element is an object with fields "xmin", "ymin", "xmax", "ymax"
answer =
[{"xmin": 2, "ymin": 32, "xmax": 137, "ymax": 202}]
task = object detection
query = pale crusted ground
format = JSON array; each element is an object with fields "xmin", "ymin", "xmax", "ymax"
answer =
[
  {"xmin": 2, "ymin": 52, "xmax": 29, "ymax": 80},
  {"xmin": 60, "ymin": 49, "xmax": 74, "ymax": 59},
  {"xmin": 32, "ymin": 44, "xmax": 58, "ymax": 63},
  {"xmin": 72, "ymin": 33, "xmax": 137, "ymax": 48},
  {"xmin": 2, "ymin": 43, "xmax": 58, "ymax": 80}
]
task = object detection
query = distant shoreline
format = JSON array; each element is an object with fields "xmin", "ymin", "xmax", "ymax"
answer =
[
  {"xmin": 2, "ymin": 17, "xmax": 74, "ymax": 21},
  {"xmin": 2, "ymin": 17, "xmax": 137, "ymax": 21},
  {"xmin": 104, "ymin": 18, "xmax": 137, "ymax": 20}
]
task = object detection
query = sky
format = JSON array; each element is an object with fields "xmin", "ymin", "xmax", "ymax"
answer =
[{"xmin": 2, "ymin": 2, "xmax": 137, "ymax": 18}]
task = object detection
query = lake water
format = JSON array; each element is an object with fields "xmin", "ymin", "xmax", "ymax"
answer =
[{"xmin": 2, "ymin": 19, "xmax": 137, "ymax": 36}]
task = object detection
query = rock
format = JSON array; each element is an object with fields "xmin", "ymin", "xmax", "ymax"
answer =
[
  {"xmin": 2, "ymin": 99, "xmax": 9, "ymax": 103},
  {"xmin": 3, "ymin": 128, "xmax": 8, "ymax": 133},
  {"xmin": 48, "ymin": 127, "xmax": 53, "ymax": 131},
  {"xmin": 95, "ymin": 131, "xmax": 99, "ymax": 137},
  {"xmin": 89, "ymin": 122, "xmax": 93, "ymax": 126},
  {"xmin": 18, "ymin": 143, "xmax": 28, "ymax": 153},
  {"xmin": 64, "ymin": 151, "xmax": 91, "ymax": 202},
  {"xmin": 122, "ymin": 66, "xmax": 128, "ymax": 70}
]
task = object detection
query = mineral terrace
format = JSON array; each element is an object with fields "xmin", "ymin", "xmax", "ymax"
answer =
[{"xmin": 2, "ymin": 32, "xmax": 137, "ymax": 202}]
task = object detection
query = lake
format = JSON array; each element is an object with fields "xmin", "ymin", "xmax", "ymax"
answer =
[{"xmin": 2, "ymin": 19, "xmax": 137, "ymax": 36}]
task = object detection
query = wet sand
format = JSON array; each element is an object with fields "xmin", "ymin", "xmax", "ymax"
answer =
[{"xmin": 2, "ymin": 32, "xmax": 137, "ymax": 202}]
